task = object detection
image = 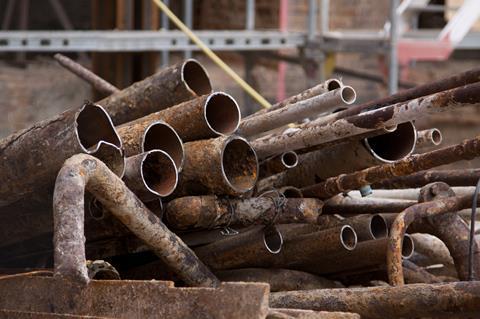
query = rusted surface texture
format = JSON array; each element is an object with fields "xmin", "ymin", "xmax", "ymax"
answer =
[
  {"xmin": 0, "ymin": 101, "xmax": 123, "ymax": 207},
  {"xmin": 98, "ymin": 59, "xmax": 212, "ymax": 125},
  {"xmin": 402, "ymin": 260, "xmax": 442, "ymax": 284},
  {"xmin": 267, "ymin": 308, "xmax": 360, "ymax": 319},
  {"xmin": 269, "ymin": 282, "xmax": 480, "ymax": 319},
  {"xmin": 0, "ymin": 309, "xmax": 112, "ymax": 318},
  {"xmin": 53, "ymin": 154, "xmax": 218, "ymax": 287},
  {"xmin": 409, "ymin": 233, "xmax": 454, "ymax": 267},
  {"xmin": 0, "ymin": 277, "xmax": 269, "ymax": 319},
  {"xmin": 372, "ymin": 169, "xmax": 480, "ymax": 189},
  {"xmin": 252, "ymin": 81, "xmax": 480, "ymax": 158},
  {"xmin": 387, "ymin": 183, "xmax": 480, "ymax": 285},
  {"xmin": 302, "ymin": 135, "xmax": 480, "ymax": 198},
  {"xmin": 165, "ymin": 196, "xmax": 323, "ymax": 230},
  {"xmin": 54, "ymin": 53, "xmax": 119, "ymax": 96},
  {"xmin": 239, "ymin": 87, "xmax": 354, "ymax": 137},
  {"xmin": 195, "ymin": 224, "xmax": 353, "ymax": 271},
  {"xmin": 259, "ymin": 152, "xmax": 298, "ymax": 178},
  {"xmin": 416, "ymin": 128, "xmax": 442, "ymax": 148},
  {"xmin": 216, "ymin": 268, "xmax": 343, "ymax": 292},
  {"xmin": 316, "ymin": 214, "xmax": 387, "ymax": 241},
  {"xmin": 323, "ymin": 195, "xmax": 415, "ymax": 214},
  {"xmin": 173, "ymin": 136, "xmax": 258, "ymax": 196}
]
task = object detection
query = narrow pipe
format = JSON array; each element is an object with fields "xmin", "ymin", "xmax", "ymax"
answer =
[
  {"xmin": 173, "ymin": 136, "xmax": 258, "ymax": 196},
  {"xmin": 165, "ymin": 196, "xmax": 323, "ymax": 230},
  {"xmin": 316, "ymin": 214, "xmax": 388, "ymax": 241},
  {"xmin": 239, "ymin": 86, "xmax": 356, "ymax": 137},
  {"xmin": 356, "ymin": 186, "xmax": 476, "ymax": 201},
  {"xmin": 416, "ymin": 128, "xmax": 443, "ymax": 148},
  {"xmin": 323, "ymin": 195, "xmax": 416, "ymax": 214},
  {"xmin": 98, "ymin": 59, "xmax": 212, "ymax": 125},
  {"xmin": 117, "ymin": 92, "xmax": 240, "ymax": 146},
  {"xmin": 402, "ymin": 260, "xmax": 442, "ymax": 284},
  {"xmin": 252, "ymin": 81, "xmax": 480, "ymax": 158},
  {"xmin": 268, "ymin": 309, "xmax": 359, "ymax": 319},
  {"xmin": 373, "ymin": 169, "xmax": 480, "ymax": 189},
  {"xmin": 269, "ymin": 282, "xmax": 480, "ymax": 319},
  {"xmin": 123, "ymin": 150, "xmax": 178, "ymax": 201},
  {"xmin": 53, "ymin": 154, "xmax": 219, "ymax": 287},
  {"xmin": 301, "ymin": 135, "xmax": 480, "ymax": 199},
  {"xmin": 118, "ymin": 120, "xmax": 184, "ymax": 169},
  {"xmin": 259, "ymin": 151, "xmax": 298, "ymax": 178},
  {"xmin": 54, "ymin": 53, "xmax": 120, "ymax": 95}
]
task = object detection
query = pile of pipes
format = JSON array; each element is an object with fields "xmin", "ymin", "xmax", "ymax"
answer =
[{"xmin": 1, "ymin": 56, "xmax": 480, "ymax": 319}]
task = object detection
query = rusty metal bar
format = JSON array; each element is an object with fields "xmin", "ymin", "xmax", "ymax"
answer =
[
  {"xmin": 316, "ymin": 214, "xmax": 388, "ymax": 241},
  {"xmin": 123, "ymin": 150, "xmax": 178, "ymax": 201},
  {"xmin": 252, "ymin": 81, "xmax": 480, "ymax": 158},
  {"xmin": 0, "ymin": 101, "xmax": 124, "ymax": 207},
  {"xmin": 416, "ymin": 128, "xmax": 443, "ymax": 148},
  {"xmin": 98, "ymin": 59, "xmax": 212, "ymax": 125},
  {"xmin": 259, "ymin": 151, "xmax": 298, "ymax": 178},
  {"xmin": 165, "ymin": 196, "xmax": 323, "ymax": 230},
  {"xmin": 173, "ymin": 136, "xmax": 258, "ymax": 196},
  {"xmin": 323, "ymin": 195, "xmax": 416, "ymax": 214},
  {"xmin": 373, "ymin": 169, "xmax": 480, "ymax": 189},
  {"xmin": 215, "ymin": 268, "xmax": 344, "ymax": 292},
  {"xmin": 54, "ymin": 53, "xmax": 120, "ymax": 95},
  {"xmin": 53, "ymin": 154, "xmax": 218, "ymax": 287},
  {"xmin": 269, "ymin": 281, "xmax": 480, "ymax": 319},
  {"xmin": 301, "ymin": 135, "xmax": 480, "ymax": 199},
  {"xmin": 117, "ymin": 92, "xmax": 240, "ymax": 149},
  {"xmin": 238, "ymin": 86, "xmax": 356, "ymax": 137}
]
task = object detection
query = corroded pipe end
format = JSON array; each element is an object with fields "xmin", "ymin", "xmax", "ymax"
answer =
[
  {"xmin": 340, "ymin": 86, "xmax": 357, "ymax": 105},
  {"xmin": 340, "ymin": 225, "xmax": 357, "ymax": 251},
  {"xmin": 402, "ymin": 234, "xmax": 415, "ymax": 259},
  {"xmin": 279, "ymin": 186, "xmax": 303, "ymax": 198},
  {"xmin": 181, "ymin": 59, "xmax": 212, "ymax": 96},
  {"xmin": 263, "ymin": 226, "xmax": 284, "ymax": 254},
  {"xmin": 221, "ymin": 136, "xmax": 259, "ymax": 193},
  {"xmin": 281, "ymin": 151, "xmax": 299, "ymax": 169},
  {"xmin": 326, "ymin": 78, "xmax": 342, "ymax": 91},
  {"xmin": 93, "ymin": 142, "xmax": 125, "ymax": 178},
  {"xmin": 369, "ymin": 214, "xmax": 388, "ymax": 240},
  {"xmin": 364, "ymin": 121, "xmax": 417, "ymax": 163},
  {"xmin": 142, "ymin": 121, "xmax": 185, "ymax": 171},
  {"xmin": 141, "ymin": 150, "xmax": 178, "ymax": 198},
  {"xmin": 205, "ymin": 92, "xmax": 241, "ymax": 136}
]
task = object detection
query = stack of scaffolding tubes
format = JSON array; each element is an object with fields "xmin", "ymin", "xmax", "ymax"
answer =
[{"xmin": 1, "ymin": 54, "xmax": 480, "ymax": 318}]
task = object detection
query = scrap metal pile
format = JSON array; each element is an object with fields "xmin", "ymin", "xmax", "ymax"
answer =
[{"xmin": 1, "ymin": 56, "xmax": 480, "ymax": 318}]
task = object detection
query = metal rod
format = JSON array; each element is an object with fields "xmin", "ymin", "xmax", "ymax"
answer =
[
  {"xmin": 246, "ymin": 0, "xmax": 255, "ymax": 30},
  {"xmin": 389, "ymin": 0, "xmax": 399, "ymax": 94},
  {"xmin": 183, "ymin": 0, "xmax": 193, "ymax": 59},
  {"xmin": 323, "ymin": 195, "xmax": 416, "ymax": 214},
  {"xmin": 269, "ymin": 282, "xmax": 480, "ymax": 319},
  {"xmin": 252, "ymin": 81, "xmax": 480, "ymax": 159},
  {"xmin": 53, "ymin": 154, "xmax": 219, "ymax": 287},
  {"xmin": 307, "ymin": 0, "xmax": 318, "ymax": 41},
  {"xmin": 161, "ymin": 0, "xmax": 170, "ymax": 67},
  {"xmin": 1, "ymin": 0, "xmax": 15, "ymax": 30}
]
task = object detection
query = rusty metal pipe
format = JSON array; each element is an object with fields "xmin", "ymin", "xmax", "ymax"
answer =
[
  {"xmin": 97, "ymin": 59, "xmax": 212, "ymax": 125},
  {"xmin": 323, "ymin": 195, "xmax": 416, "ymax": 214},
  {"xmin": 244, "ymin": 78, "xmax": 342, "ymax": 120},
  {"xmin": 259, "ymin": 151, "xmax": 299, "ymax": 178},
  {"xmin": 0, "ymin": 101, "xmax": 124, "ymax": 207},
  {"xmin": 54, "ymin": 53, "xmax": 120, "ymax": 95},
  {"xmin": 252, "ymin": 81, "xmax": 480, "ymax": 158},
  {"xmin": 165, "ymin": 196, "xmax": 323, "ymax": 230},
  {"xmin": 123, "ymin": 150, "xmax": 178, "ymax": 201},
  {"xmin": 402, "ymin": 259, "xmax": 443, "ymax": 284},
  {"xmin": 117, "ymin": 92, "xmax": 240, "ymax": 150},
  {"xmin": 278, "ymin": 186, "xmax": 303, "ymax": 198},
  {"xmin": 316, "ymin": 214, "xmax": 388, "ymax": 241},
  {"xmin": 53, "ymin": 154, "xmax": 219, "ymax": 287},
  {"xmin": 301, "ymin": 135, "xmax": 480, "ymax": 199},
  {"xmin": 173, "ymin": 136, "xmax": 258, "ymax": 196},
  {"xmin": 373, "ymin": 169, "xmax": 480, "ymax": 189},
  {"xmin": 269, "ymin": 281, "xmax": 480, "ymax": 319},
  {"xmin": 239, "ymin": 86, "xmax": 356, "ymax": 137},
  {"xmin": 268, "ymin": 309, "xmax": 359, "ymax": 319},
  {"xmin": 416, "ymin": 128, "xmax": 443, "ymax": 148}
]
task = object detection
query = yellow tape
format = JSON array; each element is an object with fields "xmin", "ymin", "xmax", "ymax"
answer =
[{"xmin": 152, "ymin": 0, "xmax": 272, "ymax": 109}]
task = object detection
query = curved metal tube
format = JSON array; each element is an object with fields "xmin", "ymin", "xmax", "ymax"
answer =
[{"xmin": 53, "ymin": 154, "xmax": 219, "ymax": 287}]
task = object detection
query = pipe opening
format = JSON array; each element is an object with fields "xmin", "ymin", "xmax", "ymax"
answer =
[
  {"xmin": 327, "ymin": 79, "xmax": 342, "ymax": 91},
  {"xmin": 364, "ymin": 121, "xmax": 417, "ymax": 163},
  {"xmin": 340, "ymin": 225, "xmax": 357, "ymax": 250},
  {"xmin": 76, "ymin": 103, "xmax": 121, "ymax": 152},
  {"xmin": 340, "ymin": 86, "xmax": 356, "ymax": 105},
  {"xmin": 93, "ymin": 142, "xmax": 125, "ymax": 177},
  {"xmin": 280, "ymin": 186, "xmax": 303, "ymax": 198},
  {"xmin": 370, "ymin": 214, "xmax": 388, "ymax": 239},
  {"xmin": 182, "ymin": 59, "xmax": 212, "ymax": 96},
  {"xmin": 263, "ymin": 226, "xmax": 283, "ymax": 254},
  {"xmin": 205, "ymin": 92, "xmax": 241, "ymax": 135},
  {"xmin": 222, "ymin": 137, "xmax": 258, "ymax": 193},
  {"xmin": 431, "ymin": 129, "xmax": 443, "ymax": 145},
  {"xmin": 143, "ymin": 122, "xmax": 184, "ymax": 170},
  {"xmin": 88, "ymin": 198, "xmax": 106, "ymax": 220},
  {"xmin": 402, "ymin": 234, "xmax": 415, "ymax": 259},
  {"xmin": 142, "ymin": 151, "xmax": 178, "ymax": 197},
  {"xmin": 281, "ymin": 151, "xmax": 298, "ymax": 168}
]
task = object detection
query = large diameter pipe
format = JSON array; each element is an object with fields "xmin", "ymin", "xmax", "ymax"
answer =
[
  {"xmin": 0, "ymin": 101, "xmax": 124, "ymax": 207},
  {"xmin": 117, "ymin": 92, "xmax": 241, "ymax": 150},
  {"xmin": 173, "ymin": 136, "xmax": 258, "ymax": 196},
  {"xmin": 98, "ymin": 59, "xmax": 212, "ymax": 125},
  {"xmin": 301, "ymin": 135, "xmax": 480, "ymax": 199},
  {"xmin": 238, "ymin": 86, "xmax": 356, "ymax": 137},
  {"xmin": 269, "ymin": 282, "xmax": 480, "ymax": 319},
  {"xmin": 165, "ymin": 196, "xmax": 323, "ymax": 230},
  {"xmin": 252, "ymin": 81, "xmax": 480, "ymax": 158},
  {"xmin": 118, "ymin": 120, "xmax": 184, "ymax": 169},
  {"xmin": 123, "ymin": 150, "xmax": 178, "ymax": 201},
  {"xmin": 53, "ymin": 154, "xmax": 219, "ymax": 287}
]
